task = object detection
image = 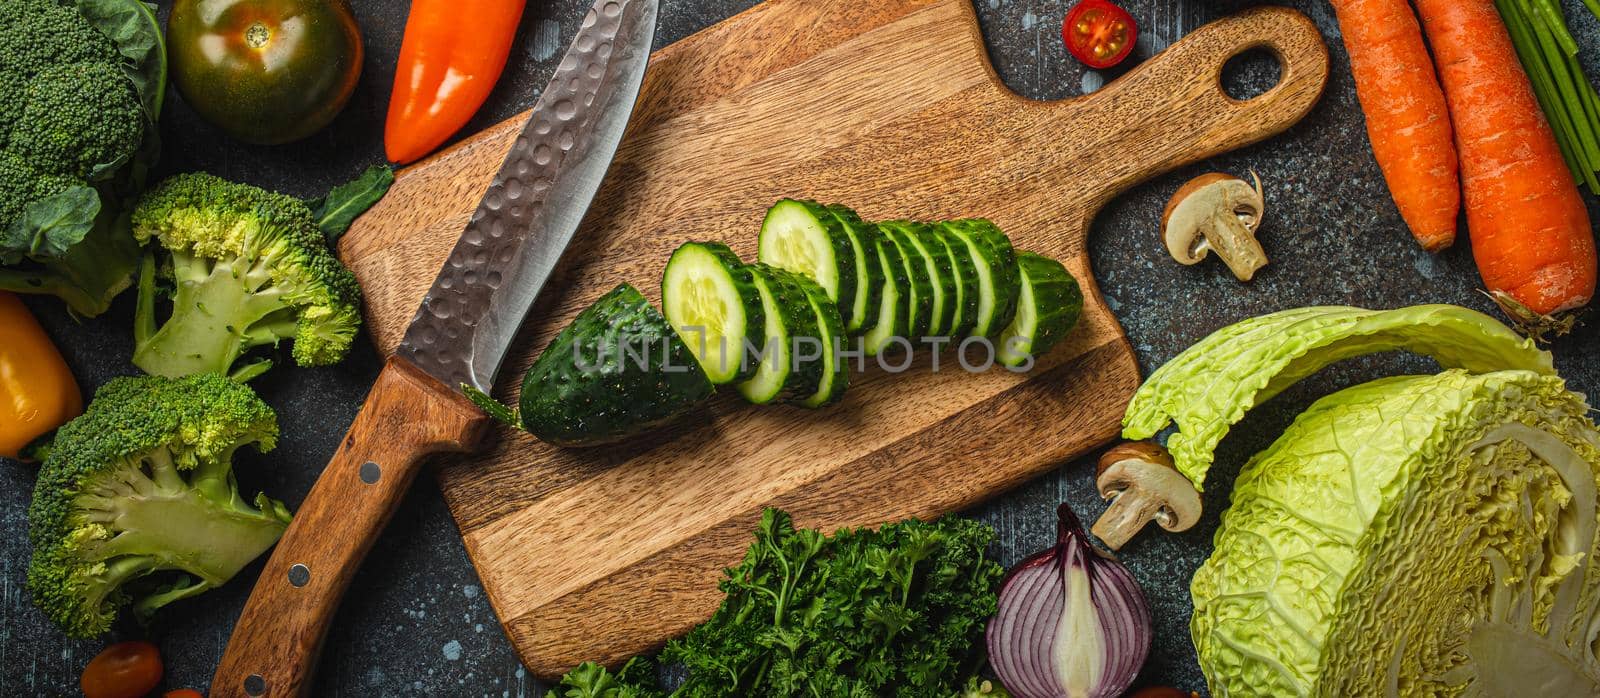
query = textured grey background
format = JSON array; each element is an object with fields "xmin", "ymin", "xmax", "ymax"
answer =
[{"xmin": 3, "ymin": 0, "xmax": 1599, "ymax": 695}]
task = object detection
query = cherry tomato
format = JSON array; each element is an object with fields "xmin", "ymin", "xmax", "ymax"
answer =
[
  {"xmin": 1062, "ymin": 0, "xmax": 1138, "ymax": 69},
  {"xmin": 80, "ymin": 641, "xmax": 162, "ymax": 698},
  {"xmin": 165, "ymin": 690, "xmax": 206, "ymax": 698}
]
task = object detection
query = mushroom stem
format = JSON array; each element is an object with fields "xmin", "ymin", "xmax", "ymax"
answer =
[
  {"xmin": 1092, "ymin": 490, "xmax": 1169, "ymax": 551},
  {"xmin": 1203, "ymin": 213, "xmax": 1268, "ymax": 281}
]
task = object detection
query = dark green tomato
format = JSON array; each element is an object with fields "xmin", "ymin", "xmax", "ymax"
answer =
[{"xmin": 167, "ymin": 0, "xmax": 363, "ymax": 145}]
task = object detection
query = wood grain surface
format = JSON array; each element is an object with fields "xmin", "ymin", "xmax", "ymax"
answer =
[
  {"xmin": 337, "ymin": 0, "xmax": 1328, "ymax": 676},
  {"xmin": 211, "ymin": 359, "xmax": 491, "ymax": 697}
]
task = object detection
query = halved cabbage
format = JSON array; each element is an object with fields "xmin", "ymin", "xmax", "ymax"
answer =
[
  {"xmin": 1123, "ymin": 305, "xmax": 1553, "ymax": 490},
  {"xmin": 1192, "ymin": 369, "xmax": 1600, "ymax": 696}
]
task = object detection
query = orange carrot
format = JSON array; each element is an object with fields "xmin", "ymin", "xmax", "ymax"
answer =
[
  {"xmin": 1415, "ymin": 0, "xmax": 1596, "ymax": 330},
  {"xmin": 1330, "ymin": 0, "xmax": 1460, "ymax": 251}
]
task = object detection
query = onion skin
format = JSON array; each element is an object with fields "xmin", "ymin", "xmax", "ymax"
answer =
[{"xmin": 986, "ymin": 504, "xmax": 1152, "ymax": 698}]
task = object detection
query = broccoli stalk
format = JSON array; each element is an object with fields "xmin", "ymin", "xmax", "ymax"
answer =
[
  {"xmin": 132, "ymin": 173, "xmax": 362, "ymax": 380},
  {"xmin": 27, "ymin": 373, "xmax": 291, "ymax": 638}
]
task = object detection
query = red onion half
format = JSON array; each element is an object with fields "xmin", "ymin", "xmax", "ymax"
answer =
[{"xmin": 986, "ymin": 503, "xmax": 1152, "ymax": 698}]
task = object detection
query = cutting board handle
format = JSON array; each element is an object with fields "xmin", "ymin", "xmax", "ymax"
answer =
[
  {"xmin": 211, "ymin": 358, "xmax": 491, "ymax": 697},
  {"xmin": 1041, "ymin": 6, "xmax": 1329, "ymax": 204}
]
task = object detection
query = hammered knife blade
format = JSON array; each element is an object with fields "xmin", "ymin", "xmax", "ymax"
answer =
[{"xmin": 212, "ymin": 0, "xmax": 659, "ymax": 694}]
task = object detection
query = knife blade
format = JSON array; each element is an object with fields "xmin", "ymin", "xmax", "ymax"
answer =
[
  {"xmin": 400, "ymin": 0, "xmax": 660, "ymax": 394},
  {"xmin": 211, "ymin": 1, "xmax": 658, "ymax": 695}
]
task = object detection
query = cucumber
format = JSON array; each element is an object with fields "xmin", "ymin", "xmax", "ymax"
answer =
[
  {"xmin": 468, "ymin": 284, "xmax": 715, "ymax": 447},
  {"xmin": 997, "ymin": 253, "xmax": 1084, "ymax": 368},
  {"xmin": 860, "ymin": 231, "xmax": 911, "ymax": 356},
  {"xmin": 792, "ymin": 274, "xmax": 848, "ymax": 408},
  {"xmin": 942, "ymin": 219, "xmax": 1019, "ymax": 338},
  {"xmin": 825, "ymin": 204, "xmax": 884, "ymax": 333},
  {"xmin": 736, "ymin": 264, "xmax": 825, "ymax": 405},
  {"xmin": 758, "ymin": 199, "xmax": 858, "ymax": 326},
  {"xmin": 934, "ymin": 223, "xmax": 981, "ymax": 337},
  {"xmin": 662, "ymin": 241, "xmax": 764, "ymax": 384},
  {"xmin": 905, "ymin": 223, "xmax": 958, "ymax": 337},
  {"xmin": 876, "ymin": 221, "xmax": 935, "ymax": 339}
]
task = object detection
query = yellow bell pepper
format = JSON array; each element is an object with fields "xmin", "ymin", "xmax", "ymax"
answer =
[{"xmin": 1, "ymin": 292, "xmax": 82, "ymax": 459}]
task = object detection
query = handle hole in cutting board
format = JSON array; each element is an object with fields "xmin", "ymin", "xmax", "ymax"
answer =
[{"xmin": 1220, "ymin": 47, "xmax": 1283, "ymax": 102}]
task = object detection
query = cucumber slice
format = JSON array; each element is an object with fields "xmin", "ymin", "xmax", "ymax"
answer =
[
  {"xmin": 758, "ymin": 199, "xmax": 858, "ymax": 326},
  {"xmin": 997, "ymin": 253, "xmax": 1083, "ymax": 367},
  {"xmin": 860, "ymin": 231, "xmax": 911, "ymax": 356},
  {"xmin": 825, "ymin": 204, "xmax": 884, "ymax": 333},
  {"xmin": 662, "ymin": 241, "xmax": 764, "ymax": 384},
  {"xmin": 876, "ymin": 221, "xmax": 935, "ymax": 339},
  {"xmin": 934, "ymin": 223, "xmax": 981, "ymax": 337},
  {"xmin": 487, "ymin": 284, "xmax": 715, "ymax": 447},
  {"xmin": 736, "ymin": 264, "xmax": 825, "ymax": 405},
  {"xmin": 905, "ymin": 223, "xmax": 958, "ymax": 337},
  {"xmin": 943, "ymin": 219, "xmax": 1019, "ymax": 338},
  {"xmin": 791, "ymin": 274, "xmax": 848, "ymax": 408}
]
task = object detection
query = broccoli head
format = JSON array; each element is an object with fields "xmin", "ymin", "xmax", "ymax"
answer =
[
  {"xmin": 27, "ymin": 373, "xmax": 291, "ymax": 638},
  {"xmin": 132, "ymin": 173, "xmax": 364, "ymax": 380},
  {"xmin": 0, "ymin": 0, "xmax": 164, "ymax": 317}
]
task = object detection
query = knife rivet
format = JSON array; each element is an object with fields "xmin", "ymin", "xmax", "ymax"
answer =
[
  {"xmin": 288, "ymin": 564, "xmax": 311, "ymax": 587},
  {"xmin": 244, "ymin": 674, "xmax": 266, "ymax": 696},
  {"xmin": 360, "ymin": 461, "xmax": 382, "ymax": 484}
]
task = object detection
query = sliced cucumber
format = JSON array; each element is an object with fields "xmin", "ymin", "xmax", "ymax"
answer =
[
  {"xmin": 791, "ymin": 273, "xmax": 848, "ymax": 408},
  {"xmin": 825, "ymin": 204, "xmax": 884, "ymax": 333},
  {"xmin": 662, "ymin": 241, "xmax": 764, "ymax": 384},
  {"xmin": 758, "ymin": 199, "xmax": 857, "ymax": 326},
  {"xmin": 736, "ymin": 264, "xmax": 824, "ymax": 405},
  {"xmin": 860, "ymin": 231, "xmax": 910, "ymax": 356},
  {"xmin": 943, "ymin": 219, "xmax": 1019, "ymax": 338},
  {"xmin": 905, "ymin": 223, "xmax": 958, "ymax": 337},
  {"xmin": 934, "ymin": 223, "xmax": 981, "ymax": 338},
  {"xmin": 876, "ymin": 221, "xmax": 935, "ymax": 339},
  {"xmin": 998, "ymin": 253, "xmax": 1084, "ymax": 368}
]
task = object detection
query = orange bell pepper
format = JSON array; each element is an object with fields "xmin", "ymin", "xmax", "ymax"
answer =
[
  {"xmin": 385, "ymin": 0, "xmax": 528, "ymax": 164},
  {"xmin": 1, "ymin": 292, "xmax": 82, "ymax": 459}
]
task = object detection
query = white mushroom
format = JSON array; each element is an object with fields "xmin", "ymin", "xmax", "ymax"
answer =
[
  {"xmin": 1091, "ymin": 442, "xmax": 1201, "ymax": 550},
  {"xmin": 1160, "ymin": 171, "xmax": 1267, "ymax": 281}
]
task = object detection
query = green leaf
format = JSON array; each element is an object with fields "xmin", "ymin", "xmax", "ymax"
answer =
[
  {"xmin": 309, "ymin": 165, "xmax": 395, "ymax": 242},
  {"xmin": 1122, "ymin": 304, "xmax": 1555, "ymax": 489},
  {"xmin": 2, "ymin": 187, "xmax": 100, "ymax": 262}
]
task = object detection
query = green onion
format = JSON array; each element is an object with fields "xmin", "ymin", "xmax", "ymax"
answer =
[{"xmin": 1498, "ymin": 0, "xmax": 1600, "ymax": 193}]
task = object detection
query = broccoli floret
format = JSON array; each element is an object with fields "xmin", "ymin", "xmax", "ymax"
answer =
[
  {"xmin": 26, "ymin": 373, "xmax": 291, "ymax": 638},
  {"xmin": 132, "ymin": 173, "xmax": 364, "ymax": 379},
  {"xmin": 12, "ymin": 62, "xmax": 143, "ymax": 180},
  {"xmin": 0, "ymin": 0, "xmax": 159, "ymax": 317}
]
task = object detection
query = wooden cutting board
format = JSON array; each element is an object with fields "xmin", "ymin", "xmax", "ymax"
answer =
[{"xmin": 337, "ymin": 0, "xmax": 1327, "ymax": 677}]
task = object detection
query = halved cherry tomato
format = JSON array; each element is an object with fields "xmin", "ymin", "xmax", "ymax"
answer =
[
  {"xmin": 80, "ymin": 641, "xmax": 162, "ymax": 698},
  {"xmin": 1062, "ymin": 0, "xmax": 1138, "ymax": 69}
]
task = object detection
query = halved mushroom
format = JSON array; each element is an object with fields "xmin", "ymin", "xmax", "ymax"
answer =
[
  {"xmin": 1091, "ymin": 441, "xmax": 1201, "ymax": 550},
  {"xmin": 1161, "ymin": 171, "xmax": 1267, "ymax": 281}
]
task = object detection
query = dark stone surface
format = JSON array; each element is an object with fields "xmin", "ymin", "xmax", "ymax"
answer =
[{"xmin": 3, "ymin": 0, "xmax": 1598, "ymax": 695}]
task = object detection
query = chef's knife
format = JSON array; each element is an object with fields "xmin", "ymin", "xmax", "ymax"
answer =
[{"xmin": 211, "ymin": 0, "xmax": 659, "ymax": 694}]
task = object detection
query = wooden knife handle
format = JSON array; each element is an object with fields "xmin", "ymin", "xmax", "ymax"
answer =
[{"xmin": 212, "ymin": 357, "xmax": 491, "ymax": 697}]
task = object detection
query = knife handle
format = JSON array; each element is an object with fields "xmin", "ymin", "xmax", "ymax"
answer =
[{"xmin": 212, "ymin": 357, "xmax": 491, "ymax": 697}]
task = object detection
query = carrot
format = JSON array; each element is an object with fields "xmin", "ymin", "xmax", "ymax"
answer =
[
  {"xmin": 1415, "ymin": 0, "xmax": 1597, "ymax": 332},
  {"xmin": 1329, "ymin": 0, "xmax": 1460, "ymax": 251}
]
